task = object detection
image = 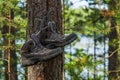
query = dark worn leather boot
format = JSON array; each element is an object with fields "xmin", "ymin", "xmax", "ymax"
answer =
[
  {"xmin": 42, "ymin": 21, "xmax": 77, "ymax": 48},
  {"xmin": 21, "ymin": 40, "xmax": 62, "ymax": 67},
  {"xmin": 20, "ymin": 40, "xmax": 36, "ymax": 67},
  {"xmin": 23, "ymin": 47, "xmax": 62, "ymax": 61},
  {"xmin": 44, "ymin": 32, "xmax": 77, "ymax": 48},
  {"xmin": 21, "ymin": 47, "xmax": 62, "ymax": 67}
]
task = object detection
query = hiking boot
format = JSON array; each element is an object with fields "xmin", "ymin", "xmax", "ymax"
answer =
[
  {"xmin": 44, "ymin": 32, "xmax": 77, "ymax": 48},
  {"xmin": 23, "ymin": 47, "xmax": 63, "ymax": 62},
  {"xmin": 21, "ymin": 46, "xmax": 62, "ymax": 67}
]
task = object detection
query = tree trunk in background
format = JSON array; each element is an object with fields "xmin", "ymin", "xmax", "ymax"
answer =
[
  {"xmin": 27, "ymin": 0, "xmax": 63, "ymax": 80},
  {"xmin": 108, "ymin": 17, "xmax": 119, "ymax": 80},
  {"xmin": 2, "ymin": 25, "xmax": 9, "ymax": 80},
  {"xmin": 0, "ymin": 46, "xmax": 3, "ymax": 79},
  {"xmin": 108, "ymin": 0, "xmax": 120, "ymax": 79},
  {"xmin": 2, "ymin": 10, "xmax": 18, "ymax": 80},
  {"xmin": 9, "ymin": 10, "xmax": 18, "ymax": 80}
]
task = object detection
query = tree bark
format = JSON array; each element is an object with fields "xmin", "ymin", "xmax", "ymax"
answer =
[
  {"xmin": 108, "ymin": 17, "xmax": 119, "ymax": 80},
  {"xmin": 108, "ymin": 0, "xmax": 120, "ymax": 79},
  {"xmin": 27, "ymin": 0, "xmax": 63, "ymax": 80}
]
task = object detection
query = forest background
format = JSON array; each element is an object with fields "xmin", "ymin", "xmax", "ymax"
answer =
[{"xmin": 0, "ymin": 0, "xmax": 120, "ymax": 80}]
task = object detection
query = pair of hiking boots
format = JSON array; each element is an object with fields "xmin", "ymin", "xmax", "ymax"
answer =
[{"xmin": 21, "ymin": 22, "xmax": 77, "ymax": 67}]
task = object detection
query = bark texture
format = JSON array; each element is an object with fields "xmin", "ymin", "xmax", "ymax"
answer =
[
  {"xmin": 108, "ymin": 17, "xmax": 119, "ymax": 80},
  {"xmin": 108, "ymin": 0, "xmax": 119, "ymax": 79},
  {"xmin": 27, "ymin": 0, "xmax": 63, "ymax": 80}
]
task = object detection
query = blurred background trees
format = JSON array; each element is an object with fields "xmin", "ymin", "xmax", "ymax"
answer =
[
  {"xmin": 0, "ymin": 0, "xmax": 27, "ymax": 80},
  {"xmin": 0, "ymin": 0, "xmax": 120, "ymax": 80}
]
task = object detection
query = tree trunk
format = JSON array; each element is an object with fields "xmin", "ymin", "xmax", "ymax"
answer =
[
  {"xmin": 2, "ymin": 25, "xmax": 9, "ymax": 80},
  {"xmin": 108, "ymin": 17, "xmax": 119, "ymax": 80},
  {"xmin": 27, "ymin": 0, "xmax": 63, "ymax": 80},
  {"xmin": 2, "ymin": 10, "xmax": 18, "ymax": 80},
  {"xmin": 108, "ymin": 0, "xmax": 120, "ymax": 79}
]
